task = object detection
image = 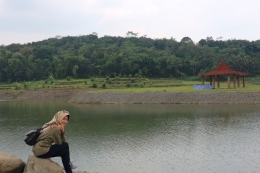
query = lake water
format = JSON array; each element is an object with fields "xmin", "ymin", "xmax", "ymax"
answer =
[{"xmin": 1, "ymin": 98, "xmax": 260, "ymax": 173}]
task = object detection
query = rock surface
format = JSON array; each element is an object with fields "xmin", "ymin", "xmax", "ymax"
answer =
[
  {"xmin": 69, "ymin": 91, "xmax": 260, "ymax": 104},
  {"xmin": 1, "ymin": 89, "xmax": 260, "ymax": 104},
  {"xmin": 23, "ymin": 155, "xmax": 63, "ymax": 173},
  {"xmin": 23, "ymin": 155, "xmax": 88, "ymax": 173},
  {"xmin": 0, "ymin": 152, "xmax": 25, "ymax": 173}
]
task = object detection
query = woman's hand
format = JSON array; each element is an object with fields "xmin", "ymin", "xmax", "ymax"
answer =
[{"xmin": 58, "ymin": 125, "xmax": 65, "ymax": 133}]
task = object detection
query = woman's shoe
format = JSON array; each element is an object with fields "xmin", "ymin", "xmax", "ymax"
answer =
[{"xmin": 69, "ymin": 162, "xmax": 78, "ymax": 169}]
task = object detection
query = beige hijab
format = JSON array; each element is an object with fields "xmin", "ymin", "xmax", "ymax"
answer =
[{"xmin": 42, "ymin": 110, "xmax": 70, "ymax": 128}]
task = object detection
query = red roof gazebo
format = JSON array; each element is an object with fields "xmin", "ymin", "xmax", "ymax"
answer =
[{"xmin": 198, "ymin": 62, "xmax": 248, "ymax": 88}]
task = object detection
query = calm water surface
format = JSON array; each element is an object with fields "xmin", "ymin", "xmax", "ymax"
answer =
[{"xmin": 1, "ymin": 98, "xmax": 260, "ymax": 173}]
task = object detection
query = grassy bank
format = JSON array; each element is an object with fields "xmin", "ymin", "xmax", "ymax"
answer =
[{"xmin": 1, "ymin": 76, "xmax": 260, "ymax": 94}]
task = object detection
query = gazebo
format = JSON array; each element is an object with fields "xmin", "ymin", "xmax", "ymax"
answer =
[{"xmin": 198, "ymin": 62, "xmax": 248, "ymax": 88}]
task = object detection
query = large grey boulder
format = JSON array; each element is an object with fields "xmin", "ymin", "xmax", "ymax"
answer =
[
  {"xmin": 23, "ymin": 156, "xmax": 88, "ymax": 173},
  {"xmin": 23, "ymin": 155, "xmax": 63, "ymax": 173},
  {"xmin": 0, "ymin": 152, "xmax": 25, "ymax": 173}
]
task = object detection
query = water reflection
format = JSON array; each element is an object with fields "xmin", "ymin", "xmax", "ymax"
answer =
[{"xmin": 1, "ymin": 99, "xmax": 260, "ymax": 173}]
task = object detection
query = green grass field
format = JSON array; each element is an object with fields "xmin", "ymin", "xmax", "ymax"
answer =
[{"xmin": 1, "ymin": 76, "xmax": 260, "ymax": 93}]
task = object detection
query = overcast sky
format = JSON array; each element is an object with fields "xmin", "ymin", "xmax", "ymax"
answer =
[{"xmin": 1, "ymin": 0, "xmax": 260, "ymax": 45}]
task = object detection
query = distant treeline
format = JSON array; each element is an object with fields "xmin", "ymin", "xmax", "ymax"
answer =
[{"xmin": 0, "ymin": 32, "xmax": 260, "ymax": 83}]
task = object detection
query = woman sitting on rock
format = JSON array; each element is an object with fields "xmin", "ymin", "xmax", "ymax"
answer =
[{"xmin": 32, "ymin": 110, "xmax": 77, "ymax": 173}]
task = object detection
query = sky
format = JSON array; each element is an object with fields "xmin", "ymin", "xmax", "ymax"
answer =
[{"xmin": 1, "ymin": 0, "xmax": 260, "ymax": 45}]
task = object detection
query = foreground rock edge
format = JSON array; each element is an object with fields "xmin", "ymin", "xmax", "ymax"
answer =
[{"xmin": 0, "ymin": 152, "xmax": 25, "ymax": 173}]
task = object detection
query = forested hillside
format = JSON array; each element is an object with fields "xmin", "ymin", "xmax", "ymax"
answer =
[{"xmin": 1, "ymin": 32, "xmax": 260, "ymax": 83}]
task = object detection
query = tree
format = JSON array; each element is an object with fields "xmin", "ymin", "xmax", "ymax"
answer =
[
  {"xmin": 180, "ymin": 37, "xmax": 194, "ymax": 44},
  {"xmin": 72, "ymin": 65, "xmax": 79, "ymax": 77},
  {"xmin": 126, "ymin": 31, "xmax": 138, "ymax": 37}
]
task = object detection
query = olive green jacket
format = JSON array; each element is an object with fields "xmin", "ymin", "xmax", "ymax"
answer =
[{"xmin": 32, "ymin": 126, "xmax": 66, "ymax": 156}]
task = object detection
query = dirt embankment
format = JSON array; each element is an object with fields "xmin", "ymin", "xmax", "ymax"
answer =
[
  {"xmin": 0, "ymin": 89, "xmax": 81, "ymax": 100},
  {"xmin": 69, "ymin": 91, "xmax": 260, "ymax": 104},
  {"xmin": 1, "ymin": 89, "xmax": 260, "ymax": 104}
]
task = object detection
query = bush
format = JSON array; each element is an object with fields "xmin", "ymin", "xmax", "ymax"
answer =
[
  {"xmin": 85, "ymin": 80, "xmax": 87, "ymax": 85},
  {"xmin": 139, "ymin": 82, "xmax": 144, "ymax": 88},
  {"xmin": 126, "ymin": 82, "xmax": 130, "ymax": 87},
  {"xmin": 91, "ymin": 77, "xmax": 95, "ymax": 82},
  {"xmin": 67, "ymin": 76, "xmax": 71, "ymax": 81},
  {"xmin": 23, "ymin": 82, "xmax": 27, "ymax": 89},
  {"xmin": 102, "ymin": 82, "xmax": 106, "ymax": 88},
  {"xmin": 92, "ymin": 83, "xmax": 97, "ymax": 88},
  {"xmin": 106, "ymin": 76, "xmax": 110, "ymax": 81},
  {"xmin": 13, "ymin": 82, "xmax": 21, "ymax": 90}
]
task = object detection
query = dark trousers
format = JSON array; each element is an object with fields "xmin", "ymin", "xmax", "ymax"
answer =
[{"xmin": 37, "ymin": 142, "xmax": 72, "ymax": 173}]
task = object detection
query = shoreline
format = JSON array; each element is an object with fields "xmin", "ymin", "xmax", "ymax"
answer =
[
  {"xmin": 68, "ymin": 91, "xmax": 260, "ymax": 104},
  {"xmin": 1, "ymin": 89, "xmax": 260, "ymax": 104}
]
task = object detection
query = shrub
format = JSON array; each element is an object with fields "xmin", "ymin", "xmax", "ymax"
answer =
[
  {"xmin": 126, "ymin": 82, "xmax": 130, "ymax": 87},
  {"xmin": 67, "ymin": 76, "xmax": 71, "ymax": 81},
  {"xmin": 13, "ymin": 82, "xmax": 21, "ymax": 90},
  {"xmin": 91, "ymin": 77, "xmax": 95, "ymax": 82},
  {"xmin": 106, "ymin": 76, "xmax": 110, "ymax": 81},
  {"xmin": 23, "ymin": 82, "xmax": 27, "ymax": 89},
  {"xmin": 102, "ymin": 82, "xmax": 106, "ymax": 88},
  {"xmin": 12, "ymin": 93, "xmax": 19, "ymax": 98},
  {"xmin": 92, "ymin": 83, "xmax": 97, "ymax": 88}
]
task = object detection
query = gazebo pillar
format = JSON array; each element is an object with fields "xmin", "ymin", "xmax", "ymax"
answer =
[
  {"xmin": 227, "ymin": 74, "xmax": 230, "ymax": 88},
  {"xmin": 217, "ymin": 75, "xmax": 220, "ymax": 88},
  {"xmin": 212, "ymin": 75, "xmax": 215, "ymax": 88},
  {"xmin": 233, "ymin": 74, "xmax": 236, "ymax": 89},
  {"xmin": 210, "ymin": 76, "xmax": 212, "ymax": 85},
  {"xmin": 238, "ymin": 75, "xmax": 240, "ymax": 88},
  {"xmin": 202, "ymin": 76, "xmax": 205, "ymax": 85},
  {"xmin": 243, "ymin": 76, "xmax": 245, "ymax": 87}
]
